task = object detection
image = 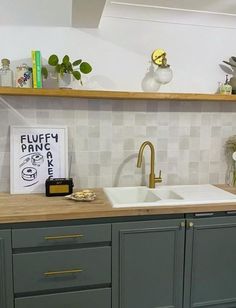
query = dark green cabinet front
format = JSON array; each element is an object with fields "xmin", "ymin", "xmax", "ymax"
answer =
[
  {"xmin": 184, "ymin": 216, "xmax": 236, "ymax": 308},
  {"xmin": 15, "ymin": 288, "xmax": 111, "ymax": 308},
  {"xmin": 112, "ymin": 219, "xmax": 185, "ymax": 308},
  {"xmin": 0, "ymin": 230, "xmax": 14, "ymax": 308},
  {"xmin": 3, "ymin": 213, "xmax": 236, "ymax": 308}
]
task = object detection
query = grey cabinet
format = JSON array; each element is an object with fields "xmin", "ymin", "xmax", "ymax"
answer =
[
  {"xmin": 184, "ymin": 216, "xmax": 236, "ymax": 308},
  {"xmin": 112, "ymin": 219, "xmax": 185, "ymax": 308},
  {"xmin": 0, "ymin": 230, "xmax": 14, "ymax": 308},
  {"xmin": 5, "ymin": 213, "xmax": 236, "ymax": 308},
  {"xmin": 12, "ymin": 223, "xmax": 111, "ymax": 248},
  {"xmin": 13, "ymin": 247, "xmax": 111, "ymax": 293},
  {"xmin": 13, "ymin": 223, "xmax": 112, "ymax": 307},
  {"xmin": 15, "ymin": 288, "xmax": 111, "ymax": 308}
]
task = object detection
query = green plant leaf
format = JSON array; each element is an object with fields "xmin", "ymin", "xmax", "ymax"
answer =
[
  {"xmin": 80, "ymin": 62, "xmax": 92, "ymax": 74},
  {"xmin": 55, "ymin": 64, "xmax": 61, "ymax": 73},
  {"xmin": 60, "ymin": 63, "xmax": 66, "ymax": 73},
  {"xmin": 41, "ymin": 67, "xmax": 48, "ymax": 79},
  {"xmin": 63, "ymin": 55, "xmax": 70, "ymax": 65},
  {"xmin": 72, "ymin": 71, "xmax": 81, "ymax": 80},
  {"xmin": 67, "ymin": 63, "xmax": 73, "ymax": 73},
  {"xmin": 60, "ymin": 64, "xmax": 66, "ymax": 75},
  {"xmin": 73, "ymin": 59, "xmax": 82, "ymax": 66},
  {"xmin": 48, "ymin": 54, "xmax": 59, "ymax": 66}
]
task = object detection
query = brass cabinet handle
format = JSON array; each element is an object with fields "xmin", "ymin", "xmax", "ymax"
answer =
[
  {"xmin": 188, "ymin": 222, "xmax": 194, "ymax": 228},
  {"xmin": 44, "ymin": 268, "xmax": 83, "ymax": 277},
  {"xmin": 44, "ymin": 234, "xmax": 84, "ymax": 240},
  {"xmin": 180, "ymin": 221, "xmax": 185, "ymax": 228}
]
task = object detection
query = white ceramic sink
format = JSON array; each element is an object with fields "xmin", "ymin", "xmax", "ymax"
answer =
[
  {"xmin": 103, "ymin": 186, "xmax": 161, "ymax": 204},
  {"xmin": 103, "ymin": 184, "xmax": 236, "ymax": 208}
]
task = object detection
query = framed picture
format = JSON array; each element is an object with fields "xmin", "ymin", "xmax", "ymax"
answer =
[{"xmin": 10, "ymin": 125, "xmax": 68, "ymax": 194}]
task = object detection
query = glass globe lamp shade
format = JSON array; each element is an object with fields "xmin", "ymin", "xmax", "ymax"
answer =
[
  {"xmin": 154, "ymin": 66, "xmax": 173, "ymax": 84},
  {"xmin": 141, "ymin": 72, "xmax": 161, "ymax": 92}
]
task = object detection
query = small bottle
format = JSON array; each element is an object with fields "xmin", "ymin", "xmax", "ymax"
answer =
[
  {"xmin": 220, "ymin": 75, "xmax": 232, "ymax": 95},
  {"xmin": 0, "ymin": 58, "xmax": 13, "ymax": 87},
  {"xmin": 16, "ymin": 64, "xmax": 32, "ymax": 88}
]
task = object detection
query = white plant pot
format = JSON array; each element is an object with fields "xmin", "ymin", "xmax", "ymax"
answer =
[{"xmin": 58, "ymin": 73, "xmax": 73, "ymax": 89}]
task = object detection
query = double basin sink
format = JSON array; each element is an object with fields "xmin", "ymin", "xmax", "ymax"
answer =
[{"xmin": 104, "ymin": 184, "xmax": 236, "ymax": 208}]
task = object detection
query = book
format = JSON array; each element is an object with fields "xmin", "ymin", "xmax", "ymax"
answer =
[
  {"xmin": 31, "ymin": 51, "xmax": 37, "ymax": 88},
  {"xmin": 35, "ymin": 51, "xmax": 42, "ymax": 88},
  {"xmin": 31, "ymin": 50, "xmax": 42, "ymax": 88}
]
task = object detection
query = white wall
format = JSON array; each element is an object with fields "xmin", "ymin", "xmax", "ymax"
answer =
[
  {"xmin": 1, "ymin": 7, "xmax": 236, "ymax": 192},
  {"xmin": 0, "ymin": 7, "xmax": 235, "ymax": 92}
]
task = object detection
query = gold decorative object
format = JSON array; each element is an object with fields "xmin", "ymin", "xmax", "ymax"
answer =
[
  {"xmin": 225, "ymin": 135, "xmax": 236, "ymax": 186},
  {"xmin": 44, "ymin": 234, "xmax": 84, "ymax": 240},
  {"xmin": 151, "ymin": 49, "xmax": 167, "ymax": 66},
  {"xmin": 65, "ymin": 189, "xmax": 96, "ymax": 202},
  {"xmin": 44, "ymin": 268, "xmax": 83, "ymax": 277},
  {"xmin": 151, "ymin": 49, "xmax": 173, "ymax": 85},
  {"xmin": 137, "ymin": 141, "xmax": 162, "ymax": 188}
]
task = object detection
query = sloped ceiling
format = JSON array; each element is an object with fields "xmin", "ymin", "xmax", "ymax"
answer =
[
  {"xmin": 0, "ymin": 0, "xmax": 235, "ymax": 27},
  {"xmin": 72, "ymin": 0, "xmax": 106, "ymax": 28},
  {"xmin": 109, "ymin": 0, "xmax": 236, "ymax": 15},
  {"xmin": 105, "ymin": 0, "xmax": 236, "ymax": 29}
]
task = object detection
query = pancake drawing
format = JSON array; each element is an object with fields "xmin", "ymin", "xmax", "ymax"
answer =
[
  {"xmin": 21, "ymin": 167, "xmax": 37, "ymax": 181},
  {"xmin": 31, "ymin": 153, "xmax": 44, "ymax": 166}
]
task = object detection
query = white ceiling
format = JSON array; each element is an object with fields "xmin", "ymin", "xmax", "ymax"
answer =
[
  {"xmin": 110, "ymin": 0, "xmax": 236, "ymax": 15},
  {"xmin": 0, "ymin": 0, "xmax": 236, "ymax": 27},
  {"xmin": 0, "ymin": 0, "xmax": 72, "ymax": 26},
  {"xmin": 0, "ymin": 0, "xmax": 105, "ymax": 27}
]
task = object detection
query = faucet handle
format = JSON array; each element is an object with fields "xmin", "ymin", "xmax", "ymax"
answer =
[{"xmin": 155, "ymin": 170, "xmax": 162, "ymax": 183}]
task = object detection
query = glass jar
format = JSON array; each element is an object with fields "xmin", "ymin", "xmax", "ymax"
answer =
[
  {"xmin": 0, "ymin": 58, "xmax": 13, "ymax": 87},
  {"xmin": 16, "ymin": 64, "xmax": 32, "ymax": 88}
]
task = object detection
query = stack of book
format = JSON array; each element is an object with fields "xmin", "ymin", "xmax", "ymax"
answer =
[{"xmin": 31, "ymin": 50, "xmax": 42, "ymax": 88}]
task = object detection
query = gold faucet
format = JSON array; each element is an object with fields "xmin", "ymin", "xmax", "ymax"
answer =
[{"xmin": 137, "ymin": 141, "xmax": 162, "ymax": 188}]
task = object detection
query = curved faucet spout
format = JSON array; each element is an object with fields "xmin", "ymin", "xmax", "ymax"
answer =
[
  {"xmin": 137, "ymin": 141, "xmax": 162, "ymax": 188},
  {"xmin": 137, "ymin": 141, "xmax": 155, "ymax": 173}
]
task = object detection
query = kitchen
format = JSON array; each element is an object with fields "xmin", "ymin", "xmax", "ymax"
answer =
[{"xmin": 1, "ymin": 1, "xmax": 236, "ymax": 307}]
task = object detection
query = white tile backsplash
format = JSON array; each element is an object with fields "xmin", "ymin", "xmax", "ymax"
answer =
[{"xmin": 1, "ymin": 95, "xmax": 236, "ymax": 192}]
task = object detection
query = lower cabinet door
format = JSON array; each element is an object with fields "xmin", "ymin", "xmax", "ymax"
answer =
[
  {"xmin": 15, "ymin": 288, "xmax": 111, "ymax": 308},
  {"xmin": 0, "ymin": 230, "xmax": 14, "ymax": 308},
  {"xmin": 184, "ymin": 216, "xmax": 236, "ymax": 308},
  {"xmin": 112, "ymin": 219, "xmax": 185, "ymax": 308}
]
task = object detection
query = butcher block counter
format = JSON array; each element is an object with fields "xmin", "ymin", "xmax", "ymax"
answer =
[{"xmin": 0, "ymin": 185, "xmax": 236, "ymax": 224}]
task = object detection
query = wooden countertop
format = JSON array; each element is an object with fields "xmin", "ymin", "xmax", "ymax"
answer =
[{"xmin": 0, "ymin": 185, "xmax": 236, "ymax": 224}]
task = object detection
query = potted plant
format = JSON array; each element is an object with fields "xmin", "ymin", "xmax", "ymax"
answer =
[
  {"xmin": 221, "ymin": 57, "xmax": 236, "ymax": 94},
  {"xmin": 48, "ymin": 54, "xmax": 92, "ymax": 88}
]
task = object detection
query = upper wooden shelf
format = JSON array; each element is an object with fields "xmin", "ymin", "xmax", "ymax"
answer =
[{"xmin": 0, "ymin": 87, "xmax": 236, "ymax": 101}]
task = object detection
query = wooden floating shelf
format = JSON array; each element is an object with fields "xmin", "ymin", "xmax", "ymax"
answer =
[{"xmin": 0, "ymin": 87, "xmax": 236, "ymax": 102}]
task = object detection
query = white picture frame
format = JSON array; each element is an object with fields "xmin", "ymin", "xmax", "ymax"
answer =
[{"xmin": 10, "ymin": 125, "xmax": 68, "ymax": 194}]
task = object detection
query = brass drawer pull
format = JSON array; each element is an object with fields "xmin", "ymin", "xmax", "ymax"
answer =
[
  {"xmin": 180, "ymin": 221, "xmax": 185, "ymax": 228},
  {"xmin": 188, "ymin": 222, "xmax": 194, "ymax": 228},
  {"xmin": 44, "ymin": 268, "xmax": 83, "ymax": 277},
  {"xmin": 44, "ymin": 234, "xmax": 84, "ymax": 240}
]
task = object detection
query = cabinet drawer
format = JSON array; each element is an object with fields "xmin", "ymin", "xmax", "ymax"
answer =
[
  {"xmin": 15, "ymin": 288, "xmax": 111, "ymax": 308},
  {"xmin": 12, "ymin": 224, "xmax": 111, "ymax": 248},
  {"xmin": 13, "ymin": 247, "xmax": 111, "ymax": 293}
]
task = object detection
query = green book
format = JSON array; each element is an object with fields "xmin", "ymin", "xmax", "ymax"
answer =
[{"xmin": 35, "ymin": 50, "xmax": 42, "ymax": 88}]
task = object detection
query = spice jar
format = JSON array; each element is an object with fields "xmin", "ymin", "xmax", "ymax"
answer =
[{"xmin": 0, "ymin": 58, "xmax": 13, "ymax": 87}]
